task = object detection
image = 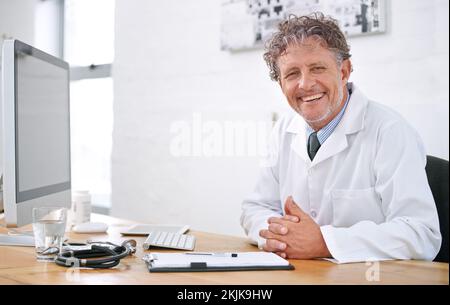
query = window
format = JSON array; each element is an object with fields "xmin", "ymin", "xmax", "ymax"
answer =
[
  {"xmin": 69, "ymin": 78, "xmax": 113, "ymax": 210},
  {"xmin": 64, "ymin": 0, "xmax": 114, "ymax": 66},
  {"xmin": 64, "ymin": 0, "xmax": 115, "ymax": 211}
]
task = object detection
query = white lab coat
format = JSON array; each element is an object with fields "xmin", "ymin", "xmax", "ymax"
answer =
[{"xmin": 241, "ymin": 83, "xmax": 441, "ymax": 263}]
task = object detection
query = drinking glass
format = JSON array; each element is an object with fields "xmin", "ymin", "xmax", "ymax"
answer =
[{"xmin": 32, "ymin": 207, "xmax": 67, "ymax": 261}]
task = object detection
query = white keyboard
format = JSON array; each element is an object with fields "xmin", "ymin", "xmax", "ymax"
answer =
[
  {"xmin": 0, "ymin": 234, "xmax": 35, "ymax": 247},
  {"xmin": 143, "ymin": 231, "xmax": 196, "ymax": 250}
]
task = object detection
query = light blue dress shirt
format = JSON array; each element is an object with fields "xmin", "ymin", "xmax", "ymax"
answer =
[{"xmin": 306, "ymin": 87, "xmax": 351, "ymax": 145}]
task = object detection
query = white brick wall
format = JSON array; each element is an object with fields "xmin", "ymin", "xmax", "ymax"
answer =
[{"xmin": 112, "ymin": 0, "xmax": 449, "ymax": 236}]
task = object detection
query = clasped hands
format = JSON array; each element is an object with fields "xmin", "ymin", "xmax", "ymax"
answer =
[{"xmin": 259, "ymin": 196, "xmax": 331, "ymax": 259}]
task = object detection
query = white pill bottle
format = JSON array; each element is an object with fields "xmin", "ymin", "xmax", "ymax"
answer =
[{"xmin": 71, "ymin": 190, "xmax": 91, "ymax": 225}]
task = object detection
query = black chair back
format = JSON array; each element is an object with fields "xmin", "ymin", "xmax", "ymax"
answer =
[{"xmin": 425, "ymin": 155, "xmax": 449, "ymax": 263}]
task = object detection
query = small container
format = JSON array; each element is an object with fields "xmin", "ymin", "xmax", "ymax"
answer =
[{"xmin": 71, "ymin": 190, "xmax": 91, "ymax": 225}]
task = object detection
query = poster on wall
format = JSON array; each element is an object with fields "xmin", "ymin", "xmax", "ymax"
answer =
[{"xmin": 220, "ymin": 0, "xmax": 386, "ymax": 51}]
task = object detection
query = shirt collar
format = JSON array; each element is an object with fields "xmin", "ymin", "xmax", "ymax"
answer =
[
  {"xmin": 306, "ymin": 85, "xmax": 351, "ymax": 145},
  {"xmin": 306, "ymin": 83, "xmax": 351, "ymax": 145}
]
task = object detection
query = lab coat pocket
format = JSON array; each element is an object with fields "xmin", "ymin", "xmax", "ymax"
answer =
[{"xmin": 331, "ymin": 187, "xmax": 384, "ymax": 227}]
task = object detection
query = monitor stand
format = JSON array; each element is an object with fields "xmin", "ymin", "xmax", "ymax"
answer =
[
  {"xmin": 0, "ymin": 214, "xmax": 35, "ymax": 246},
  {"xmin": 0, "ymin": 177, "xmax": 35, "ymax": 246}
]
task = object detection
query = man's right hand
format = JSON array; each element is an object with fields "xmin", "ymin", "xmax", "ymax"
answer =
[{"xmin": 260, "ymin": 213, "xmax": 300, "ymax": 258}]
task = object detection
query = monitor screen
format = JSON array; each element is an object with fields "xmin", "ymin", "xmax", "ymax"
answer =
[
  {"xmin": 2, "ymin": 39, "xmax": 71, "ymax": 227},
  {"xmin": 15, "ymin": 48, "xmax": 71, "ymax": 203}
]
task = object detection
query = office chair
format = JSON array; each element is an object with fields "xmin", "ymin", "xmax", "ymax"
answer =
[{"xmin": 425, "ymin": 155, "xmax": 449, "ymax": 263}]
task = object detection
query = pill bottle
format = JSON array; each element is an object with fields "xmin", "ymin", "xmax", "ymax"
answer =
[{"xmin": 71, "ymin": 190, "xmax": 91, "ymax": 225}]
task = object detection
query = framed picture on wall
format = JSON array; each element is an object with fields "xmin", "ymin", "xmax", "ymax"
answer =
[{"xmin": 220, "ymin": 0, "xmax": 387, "ymax": 51}]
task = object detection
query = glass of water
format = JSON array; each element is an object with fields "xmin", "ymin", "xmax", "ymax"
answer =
[{"xmin": 32, "ymin": 207, "xmax": 67, "ymax": 261}]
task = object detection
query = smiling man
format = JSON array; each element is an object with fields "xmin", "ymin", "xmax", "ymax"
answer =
[{"xmin": 240, "ymin": 13, "xmax": 441, "ymax": 263}]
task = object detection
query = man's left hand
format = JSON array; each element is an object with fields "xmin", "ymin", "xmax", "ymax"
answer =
[{"xmin": 259, "ymin": 196, "xmax": 331, "ymax": 259}]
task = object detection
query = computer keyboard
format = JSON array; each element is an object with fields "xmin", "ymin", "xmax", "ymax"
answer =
[
  {"xmin": 142, "ymin": 231, "xmax": 196, "ymax": 251},
  {"xmin": 0, "ymin": 234, "xmax": 35, "ymax": 247}
]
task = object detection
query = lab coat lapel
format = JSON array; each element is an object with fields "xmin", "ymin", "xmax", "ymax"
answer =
[
  {"xmin": 311, "ymin": 125, "xmax": 348, "ymax": 165},
  {"xmin": 286, "ymin": 114, "xmax": 311, "ymax": 164},
  {"xmin": 312, "ymin": 84, "xmax": 368, "ymax": 166}
]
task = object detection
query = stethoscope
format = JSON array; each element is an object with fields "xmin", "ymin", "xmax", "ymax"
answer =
[{"xmin": 55, "ymin": 239, "xmax": 137, "ymax": 269}]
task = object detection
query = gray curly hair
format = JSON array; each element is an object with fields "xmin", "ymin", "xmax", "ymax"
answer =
[{"xmin": 263, "ymin": 12, "xmax": 351, "ymax": 82}]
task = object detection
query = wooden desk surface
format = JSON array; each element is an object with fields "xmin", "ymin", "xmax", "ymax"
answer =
[{"xmin": 0, "ymin": 214, "xmax": 448, "ymax": 285}]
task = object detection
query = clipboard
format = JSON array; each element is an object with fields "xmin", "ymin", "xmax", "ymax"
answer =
[{"xmin": 142, "ymin": 252, "xmax": 295, "ymax": 272}]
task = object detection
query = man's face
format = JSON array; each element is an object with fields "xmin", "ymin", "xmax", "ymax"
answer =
[{"xmin": 277, "ymin": 37, "xmax": 351, "ymax": 130}]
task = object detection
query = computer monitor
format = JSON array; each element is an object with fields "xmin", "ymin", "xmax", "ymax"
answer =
[{"xmin": 1, "ymin": 39, "xmax": 71, "ymax": 227}]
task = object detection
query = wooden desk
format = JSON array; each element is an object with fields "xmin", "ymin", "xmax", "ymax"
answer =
[{"xmin": 0, "ymin": 214, "xmax": 448, "ymax": 285}]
